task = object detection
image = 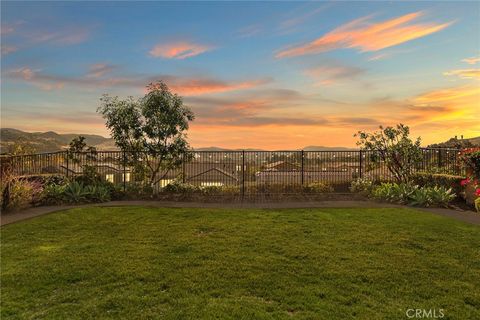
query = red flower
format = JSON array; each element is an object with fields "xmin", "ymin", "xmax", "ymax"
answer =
[
  {"xmin": 476, "ymin": 189, "xmax": 480, "ymax": 197},
  {"xmin": 461, "ymin": 178, "xmax": 471, "ymax": 186}
]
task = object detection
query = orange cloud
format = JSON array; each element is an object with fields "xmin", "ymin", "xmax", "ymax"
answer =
[
  {"xmin": 408, "ymin": 85, "xmax": 480, "ymax": 142},
  {"xmin": 443, "ymin": 69, "xmax": 480, "ymax": 79},
  {"xmin": 414, "ymin": 85, "xmax": 479, "ymax": 103},
  {"xmin": 276, "ymin": 11, "xmax": 451, "ymax": 58},
  {"xmin": 462, "ymin": 56, "xmax": 480, "ymax": 65},
  {"xmin": 168, "ymin": 78, "xmax": 270, "ymax": 96},
  {"xmin": 149, "ymin": 41, "xmax": 213, "ymax": 59}
]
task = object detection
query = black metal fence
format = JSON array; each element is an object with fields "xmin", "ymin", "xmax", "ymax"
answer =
[{"xmin": 1, "ymin": 148, "xmax": 463, "ymax": 197}]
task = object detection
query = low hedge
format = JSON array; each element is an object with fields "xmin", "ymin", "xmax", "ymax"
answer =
[{"xmin": 411, "ymin": 172, "xmax": 464, "ymax": 196}]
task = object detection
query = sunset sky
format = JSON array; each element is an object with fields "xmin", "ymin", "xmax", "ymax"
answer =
[{"xmin": 1, "ymin": 1, "xmax": 479, "ymax": 149}]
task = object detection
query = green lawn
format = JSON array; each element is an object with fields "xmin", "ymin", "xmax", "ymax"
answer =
[{"xmin": 1, "ymin": 207, "xmax": 479, "ymax": 319}]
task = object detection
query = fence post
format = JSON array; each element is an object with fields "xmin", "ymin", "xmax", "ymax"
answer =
[
  {"xmin": 359, "ymin": 150, "xmax": 363, "ymax": 179},
  {"xmin": 123, "ymin": 151, "xmax": 126, "ymax": 192},
  {"xmin": 182, "ymin": 153, "xmax": 186, "ymax": 183},
  {"xmin": 241, "ymin": 150, "xmax": 245, "ymax": 201},
  {"xmin": 301, "ymin": 150, "xmax": 304, "ymax": 186},
  {"xmin": 437, "ymin": 149, "xmax": 442, "ymax": 169},
  {"xmin": 66, "ymin": 152, "xmax": 69, "ymax": 179}
]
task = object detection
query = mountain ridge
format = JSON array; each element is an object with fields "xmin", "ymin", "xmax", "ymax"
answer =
[{"xmin": 1, "ymin": 128, "xmax": 478, "ymax": 154}]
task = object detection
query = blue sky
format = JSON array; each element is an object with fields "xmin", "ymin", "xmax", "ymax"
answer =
[{"xmin": 1, "ymin": 1, "xmax": 479, "ymax": 148}]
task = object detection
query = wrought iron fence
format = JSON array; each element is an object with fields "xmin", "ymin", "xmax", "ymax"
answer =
[{"xmin": 1, "ymin": 148, "xmax": 464, "ymax": 197}]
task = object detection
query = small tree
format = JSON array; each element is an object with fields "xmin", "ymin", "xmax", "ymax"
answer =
[
  {"xmin": 66, "ymin": 136, "xmax": 97, "ymax": 163},
  {"xmin": 354, "ymin": 124, "xmax": 422, "ymax": 183},
  {"xmin": 65, "ymin": 136, "xmax": 99, "ymax": 184},
  {"xmin": 97, "ymin": 81, "xmax": 195, "ymax": 186}
]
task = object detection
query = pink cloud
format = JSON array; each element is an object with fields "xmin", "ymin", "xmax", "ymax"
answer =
[
  {"xmin": 1, "ymin": 45, "xmax": 18, "ymax": 55},
  {"xmin": 462, "ymin": 56, "xmax": 480, "ymax": 65},
  {"xmin": 5, "ymin": 65, "xmax": 270, "ymax": 96},
  {"xmin": 86, "ymin": 63, "xmax": 116, "ymax": 78},
  {"xmin": 149, "ymin": 41, "xmax": 213, "ymax": 59},
  {"xmin": 27, "ymin": 28, "xmax": 90, "ymax": 45},
  {"xmin": 276, "ymin": 11, "xmax": 452, "ymax": 58},
  {"xmin": 304, "ymin": 65, "xmax": 365, "ymax": 86},
  {"xmin": 1, "ymin": 25, "xmax": 15, "ymax": 35}
]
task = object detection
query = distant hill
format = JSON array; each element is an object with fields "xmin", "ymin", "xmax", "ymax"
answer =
[
  {"xmin": 195, "ymin": 147, "xmax": 233, "ymax": 152},
  {"xmin": 0, "ymin": 128, "xmax": 116, "ymax": 153},
  {"xmin": 301, "ymin": 145, "xmax": 357, "ymax": 151},
  {"xmin": 194, "ymin": 146, "xmax": 359, "ymax": 152},
  {"xmin": 10, "ymin": 128, "xmax": 474, "ymax": 154},
  {"xmin": 195, "ymin": 147, "xmax": 265, "ymax": 151},
  {"xmin": 428, "ymin": 136, "xmax": 480, "ymax": 149}
]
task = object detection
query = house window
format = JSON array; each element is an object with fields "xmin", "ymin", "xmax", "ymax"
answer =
[
  {"xmin": 159, "ymin": 179, "xmax": 174, "ymax": 187},
  {"xmin": 105, "ymin": 174, "xmax": 114, "ymax": 183},
  {"xmin": 201, "ymin": 182, "xmax": 224, "ymax": 187},
  {"xmin": 122, "ymin": 173, "xmax": 131, "ymax": 182}
]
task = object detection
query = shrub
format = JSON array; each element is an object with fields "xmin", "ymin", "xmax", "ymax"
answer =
[
  {"xmin": 408, "ymin": 188, "xmax": 431, "ymax": 207},
  {"xmin": 246, "ymin": 183, "xmax": 333, "ymax": 194},
  {"xmin": 350, "ymin": 178, "xmax": 374, "ymax": 194},
  {"xmin": 475, "ymin": 197, "xmax": 480, "ymax": 213},
  {"xmin": 201, "ymin": 185, "xmax": 223, "ymax": 195},
  {"xmin": 371, "ymin": 182, "xmax": 455, "ymax": 207},
  {"xmin": 63, "ymin": 181, "xmax": 89, "ymax": 204},
  {"xmin": 304, "ymin": 182, "xmax": 334, "ymax": 193},
  {"xmin": 163, "ymin": 181, "xmax": 199, "ymax": 194},
  {"xmin": 2, "ymin": 178, "xmax": 39, "ymax": 211},
  {"xmin": 460, "ymin": 148, "xmax": 480, "ymax": 179},
  {"xmin": 426, "ymin": 186, "xmax": 456, "ymax": 207},
  {"xmin": 411, "ymin": 172, "xmax": 464, "ymax": 195},
  {"xmin": 73, "ymin": 165, "xmax": 102, "ymax": 186},
  {"xmin": 84, "ymin": 184, "xmax": 111, "ymax": 203},
  {"xmin": 371, "ymin": 183, "xmax": 417, "ymax": 204},
  {"xmin": 124, "ymin": 182, "xmax": 153, "ymax": 198},
  {"xmin": 217, "ymin": 185, "xmax": 240, "ymax": 195},
  {"xmin": 355, "ymin": 124, "xmax": 422, "ymax": 183},
  {"xmin": 42, "ymin": 175, "xmax": 69, "ymax": 187},
  {"xmin": 41, "ymin": 183, "xmax": 67, "ymax": 205}
]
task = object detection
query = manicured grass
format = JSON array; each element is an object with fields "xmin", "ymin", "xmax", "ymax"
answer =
[{"xmin": 1, "ymin": 207, "xmax": 479, "ymax": 319}]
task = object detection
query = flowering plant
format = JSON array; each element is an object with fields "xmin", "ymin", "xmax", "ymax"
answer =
[
  {"xmin": 459, "ymin": 148, "xmax": 480, "ymax": 212},
  {"xmin": 460, "ymin": 148, "xmax": 480, "ymax": 179},
  {"xmin": 460, "ymin": 178, "xmax": 471, "ymax": 186}
]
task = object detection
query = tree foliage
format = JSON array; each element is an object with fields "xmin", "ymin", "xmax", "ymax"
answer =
[
  {"xmin": 97, "ymin": 81, "xmax": 195, "ymax": 185},
  {"xmin": 66, "ymin": 136, "xmax": 97, "ymax": 164},
  {"xmin": 355, "ymin": 124, "xmax": 422, "ymax": 183},
  {"xmin": 7, "ymin": 140, "xmax": 37, "ymax": 156}
]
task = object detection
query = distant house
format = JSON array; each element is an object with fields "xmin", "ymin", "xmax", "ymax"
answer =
[
  {"xmin": 256, "ymin": 161, "xmax": 358, "ymax": 184},
  {"xmin": 59, "ymin": 163, "xmax": 131, "ymax": 184},
  {"xmin": 154, "ymin": 162, "xmax": 238, "ymax": 187},
  {"xmin": 186, "ymin": 167, "xmax": 238, "ymax": 186},
  {"xmin": 263, "ymin": 161, "xmax": 300, "ymax": 172},
  {"xmin": 322, "ymin": 163, "xmax": 359, "ymax": 173}
]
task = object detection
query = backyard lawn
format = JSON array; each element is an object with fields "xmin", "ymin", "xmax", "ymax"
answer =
[{"xmin": 1, "ymin": 207, "xmax": 479, "ymax": 319}]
